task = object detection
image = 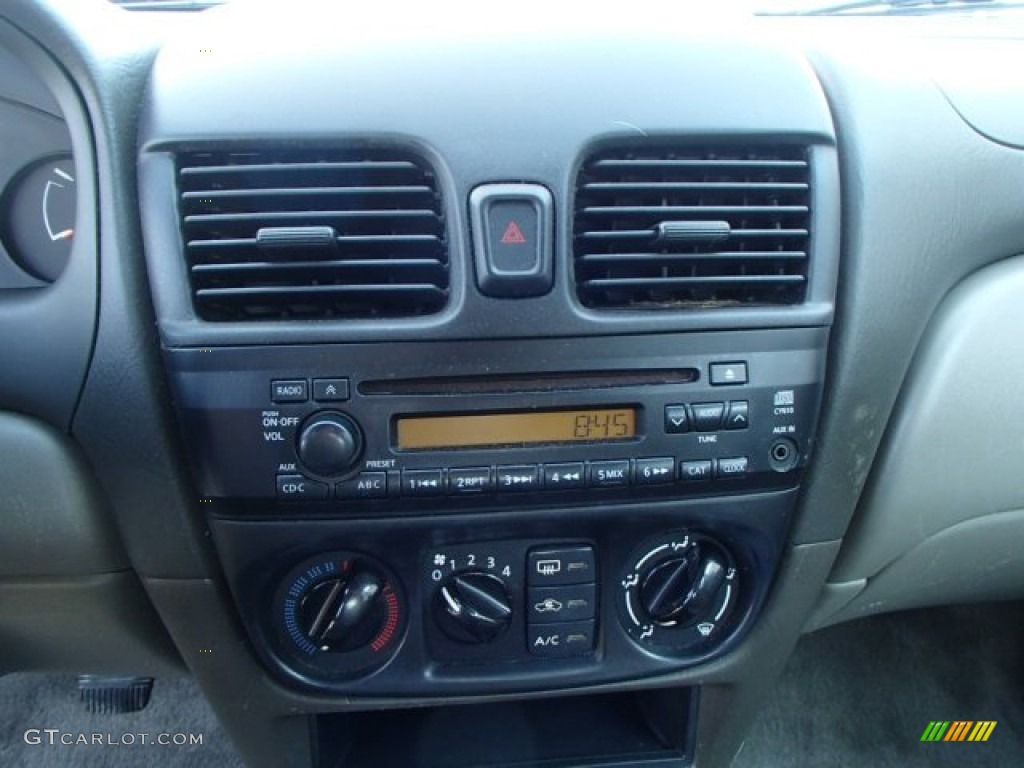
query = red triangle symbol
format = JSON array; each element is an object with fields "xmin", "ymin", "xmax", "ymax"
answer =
[{"xmin": 500, "ymin": 220, "xmax": 527, "ymax": 245}]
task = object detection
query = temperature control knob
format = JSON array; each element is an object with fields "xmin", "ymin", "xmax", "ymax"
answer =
[
  {"xmin": 434, "ymin": 571, "xmax": 513, "ymax": 644},
  {"xmin": 273, "ymin": 552, "xmax": 405, "ymax": 680},
  {"xmin": 620, "ymin": 532, "xmax": 739, "ymax": 655},
  {"xmin": 296, "ymin": 412, "xmax": 362, "ymax": 477},
  {"xmin": 298, "ymin": 565, "xmax": 386, "ymax": 652}
]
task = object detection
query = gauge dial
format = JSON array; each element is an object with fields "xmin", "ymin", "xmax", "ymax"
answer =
[{"xmin": 3, "ymin": 155, "xmax": 76, "ymax": 282}]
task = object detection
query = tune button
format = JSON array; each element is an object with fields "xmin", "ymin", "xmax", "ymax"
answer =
[{"xmin": 691, "ymin": 402, "xmax": 725, "ymax": 432}]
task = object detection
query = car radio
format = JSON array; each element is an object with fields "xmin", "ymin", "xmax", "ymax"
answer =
[{"xmin": 166, "ymin": 330, "xmax": 824, "ymax": 516}]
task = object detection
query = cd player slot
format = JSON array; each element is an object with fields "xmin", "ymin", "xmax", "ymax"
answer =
[{"xmin": 359, "ymin": 368, "xmax": 699, "ymax": 396}]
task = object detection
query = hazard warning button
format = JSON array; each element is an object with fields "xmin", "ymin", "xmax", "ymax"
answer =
[{"xmin": 469, "ymin": 183, "xmax": 554, "ymax": 298}]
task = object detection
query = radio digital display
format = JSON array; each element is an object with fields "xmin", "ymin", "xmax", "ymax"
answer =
[{"xmin": 395, "ymin": 408, "xmax": 637, "ymax": 450}]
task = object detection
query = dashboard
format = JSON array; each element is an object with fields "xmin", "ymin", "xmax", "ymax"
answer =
[{"xmin": 2, "ymin": 1, "xmax": 1024, "ymax": 767}]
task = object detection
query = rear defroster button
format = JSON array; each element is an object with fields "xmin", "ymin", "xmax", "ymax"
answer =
[{"xmin": 528, "ymin": 546, "xmax": 596, "ymax": 586}]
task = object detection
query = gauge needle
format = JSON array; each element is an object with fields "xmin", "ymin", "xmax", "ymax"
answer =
[{"xmin": 52, "ymin": 229, "xmax": 74, "ymax": 241}]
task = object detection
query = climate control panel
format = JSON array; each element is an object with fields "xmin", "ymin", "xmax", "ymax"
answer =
[{"xmin": 214, "ymin": 490, "xmax": 788, "ymax": 696}]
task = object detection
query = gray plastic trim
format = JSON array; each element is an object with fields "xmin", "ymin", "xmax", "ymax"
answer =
[
  {"xmin": 0, "ymin": 572, "xmax": 182, "ymax": 676},
  {"xmin": 833, "ymin": 255, "xmax": 1024, "ymax": 585},
  {"xmin": 0, "ymin": 411, "xmax": 128, "ymax": 576},
  {"xmin": 824, "ymin": 510, "xmax": 1024, "ymax": 627},
  {"xmin": 0, "ymin": 17, "xmax": 98, "ymax": 428}
]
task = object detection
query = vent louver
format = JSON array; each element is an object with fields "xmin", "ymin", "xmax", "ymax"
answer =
[
  {"xmin": 573, "ymin": 145, "xmax": 811, "ymax": 310},
  {"xmin": 177, "ymin": 149, "xmax": 448, "ymax": 321}
]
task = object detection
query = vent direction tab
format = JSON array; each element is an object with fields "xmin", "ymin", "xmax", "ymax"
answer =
[
  {"xmin": 656, "ymin": 220, "xmax": 731, "ymax": 244},
  {"xmin": 256, "ymin": 226, "xmax": 338, "ymax": 253}
]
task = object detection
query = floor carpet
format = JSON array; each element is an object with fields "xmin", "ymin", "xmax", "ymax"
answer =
[{"xmin": 733, "ymin": 602, "xmax": 1024, "ymax": 767}]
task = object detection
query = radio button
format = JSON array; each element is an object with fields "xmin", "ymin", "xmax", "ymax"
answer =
[
  {"xmin": 271, "ymin": 379, "xmax": 308, "ymax": 403},
  {"xmin": 543, "ymin": 463, "xmax": 585, "ymax": 490},
  {"xmin": 449, "ymin": 467, "xmax": 494, "ymax": 494},
  {"xmin": 635, "ymin": 457, "xmax": 675, "ymax": 485},
  {"xmin": 680, "ymin": 460, "xmax": 714, "ymax": 482},
  {"xmin": 691, "ymin": 402, "xmax": 725, "ymax": 432},
  {"xmin": 724, "ymin": 401, "xmax": 749, "ymax": 431},
  {"xmin": 496, "ymin": 465, "xmax": 540, "ymax": 492},
  {"xmin": 276, "ymin": 474, "xmax": 329, "ymax": 500},
  {"xmin": 588, "ymin": 460, "xmax": 630, "ymax": 488},
  {"xmin": 717, "ymin": 456, "xmax": 749, "ymax": 479},
  {"xmin": 664, "ymin": 405, "xmax": 690, "ymax": 434},
  {"xmin": 313, "ymin": 378, "xmax": 350, "ymax": 402},
  {"xmin": 402, "ymin": 469, "xmax": 445, "ymax": 497},
  {"xmin": 336, "ymin": 472, "xmax": 387, "ymax": 500}
]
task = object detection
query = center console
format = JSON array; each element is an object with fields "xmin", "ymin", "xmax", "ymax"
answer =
[
  {"xmin": 136, "ymin": 14, "xmax": 839, "ymax": 766},
  {"xmin": 166, "ymin": 331, "xmax": 824, "ymax": 695}
]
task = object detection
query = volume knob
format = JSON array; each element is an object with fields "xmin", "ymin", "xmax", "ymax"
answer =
[{"xmin": 297, "ymin": 412, "xmax": 363, "ymax": 477}]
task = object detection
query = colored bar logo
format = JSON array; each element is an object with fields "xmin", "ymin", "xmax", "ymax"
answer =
[{"xmin": 920, "ymin": 721, "xmax": 997, "ymax": 742}]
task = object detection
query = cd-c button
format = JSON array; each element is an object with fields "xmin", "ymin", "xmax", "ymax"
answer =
[{"xmin": 276, "ymin": 474, "xmax": 329, "ymax": 500}]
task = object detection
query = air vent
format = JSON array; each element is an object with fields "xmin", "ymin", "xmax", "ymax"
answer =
[
  {"xmin": 573, "ymin": 145, "xmax": 811, "ymax": 310},
  {"xmin": 177, "ymin": 149, "xmax": 448, "ymax": 321}
]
